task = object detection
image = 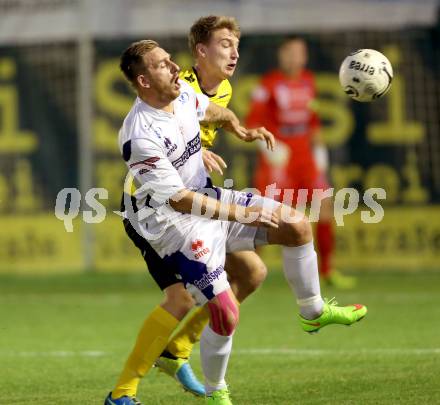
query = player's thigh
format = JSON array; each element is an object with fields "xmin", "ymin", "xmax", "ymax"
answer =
[
  {"xmin": 225, "ymin": 250, "xmax": 267, "ymax": 282},
  {"xmin": 162, "ymin": 217, "xmax": 231, "ymax": 306},
  {"xmin": 220, "ymin": 188, "xmax": 281, "ymax": 252}
]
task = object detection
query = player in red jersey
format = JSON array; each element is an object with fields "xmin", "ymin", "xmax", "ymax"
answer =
[{"xmin": 246, "ymin": 35, "xmax": 355, "ymax": 288}]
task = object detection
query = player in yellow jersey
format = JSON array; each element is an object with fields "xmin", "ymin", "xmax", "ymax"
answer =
[
  {"xmin": 153, "ymin": 15, "xmax": 274, "ymax": 397},
  {"xmin": 180, "ymin": 68, "xmax": 232, "ymax": 149}
]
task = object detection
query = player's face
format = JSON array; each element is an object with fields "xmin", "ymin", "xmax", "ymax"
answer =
[
  {"xmin": 278, "ymin": 39, "xmax": 308, "ymax": 76},
  {"xmin": 202, "ymin": 28, "xmax": 239, "ymax": 79},
  {"xmin": 142, "ymin": 47, "xmax": 181, "ymax": 101}
]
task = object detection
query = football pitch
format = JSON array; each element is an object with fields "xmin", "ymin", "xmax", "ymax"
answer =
[{"xmin": 2, "ymin": 269, "xmax": 439, "ymax": 404}]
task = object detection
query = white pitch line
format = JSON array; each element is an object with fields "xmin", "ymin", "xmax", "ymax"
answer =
[
  {"xmin": 233, "ymin": 348, "xmax": 440, "ymax": 356},
  {"xmin": 0, "ymin": 350, "xmax": 106, "ymax": 358},
  {"xmin": 1, "ymin": 348, "xmax": 440, "ymax": 358}
]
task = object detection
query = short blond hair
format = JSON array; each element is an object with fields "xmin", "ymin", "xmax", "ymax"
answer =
[
  {"xmin": 120, "ymin": 39, "xmax": 159, "ymax": 86},
  {"xmin": 188, "ymin": 16, "xmax": 240, "ymax": 57}
]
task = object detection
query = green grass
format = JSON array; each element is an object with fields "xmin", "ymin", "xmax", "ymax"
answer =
[{"xmin": 1, "ymin": 270, "xmax": 440, "ymax": 404}]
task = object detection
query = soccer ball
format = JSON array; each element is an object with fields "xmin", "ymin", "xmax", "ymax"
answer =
[{"xmin": 339, "ymin": 49, "xmax": 393, "ymax": 102}]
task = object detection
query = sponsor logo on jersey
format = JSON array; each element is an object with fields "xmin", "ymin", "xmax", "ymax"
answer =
[
  {"xmin": 171, "ymin": 133, "xmax": 201, "ymax": 169},
  {"xmin": 129, "ymin": 156, "xmax": 160, "ymax": 175},
  {"xmin": 164, "ymin": 137, "xmax": 172, "ymax": 148},
  {"xmin": 164, "ymin": 137, "xmax": 178, "ymax": 156},
  {"xmin": 191, "ymin": 239, "xmax": 204, "ymax": 251},
  {"xmin": 191, "ymin": 239, "xmax": 210, "ymax": 260},
  {"xmin": 153, "ymin": 127, "xmax": 163, "ymax": 139},
  {"xmin": 178, "ymin": 91, "xmax": 189, "ymax": 104},
  {"xmin": 184, "ymin": 74, "xmax": 195, "ymax": 83},
  {"xmin": 193, "ymin": 265, "xmax": 224, "ymax": 290},
  {"xmin": 217, "ymin": 93, "xmax": 229, "ymax": 99},
  {"xmin": 237, "ymin": 192, "xmax": 254, "ymax": 207}
]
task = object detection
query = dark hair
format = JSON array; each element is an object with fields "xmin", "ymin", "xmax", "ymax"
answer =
[
  {"xmin": 279, "ymin": 35, "xmax": 305, "ymax": 48},
  {"xmin": 120, "ymin": 39, "xmax": 159, "ymax": 86}
]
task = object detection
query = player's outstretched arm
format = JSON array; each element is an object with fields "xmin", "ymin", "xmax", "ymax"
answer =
[
  {"xmin": 169, "ymin": 189, "xmax": 278, "ymax": 229},
  {"xmin": 203, "ymin": 102, "xmax": 275, "ymax": 150}
]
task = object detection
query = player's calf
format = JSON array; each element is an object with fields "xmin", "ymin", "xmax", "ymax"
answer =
[
  {"xmin": 265, "ymin": 206, "xmax": 324, "ymax": 319},
  {"xmin": 200, "ymin": 289, "xmax": 238, "ymax": 399}
]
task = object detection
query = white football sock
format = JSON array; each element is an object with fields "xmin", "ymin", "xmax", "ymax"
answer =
[
  {"xmin": 200, "ymin": 325, "xmax": 233, "ymax": 395},
  {"xmin": 282, "ymin": 240, "xmax": 324, "ymax": 319}
]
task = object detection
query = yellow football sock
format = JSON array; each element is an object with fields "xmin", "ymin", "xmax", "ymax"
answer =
[
  {"xmin": 166, "ymin": 306, "xmax": 209, "ymax": 359},
  {"xmin": 112, "ymin": 305, "xmax": 179, "ymax": 399}
]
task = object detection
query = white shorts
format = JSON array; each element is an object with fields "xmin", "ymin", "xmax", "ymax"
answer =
[{"xmin": 140, "ymin": 187, "xmax": 280, "ymax": 304}]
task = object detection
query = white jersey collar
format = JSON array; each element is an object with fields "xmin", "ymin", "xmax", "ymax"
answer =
[{"xmin": 136, "ymin": 96, "xmax": 175, "ymax": 118}]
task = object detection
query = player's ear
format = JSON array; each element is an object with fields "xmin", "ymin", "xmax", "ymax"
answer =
[
  {"xmin": 195, "ymin": 43, "xmax": 207, "ymax": 58},
  {"xmin": 137, "ymin": 74, "xmax": 150, "ymax": 89}
]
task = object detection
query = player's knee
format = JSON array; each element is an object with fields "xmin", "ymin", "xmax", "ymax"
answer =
[
  {"xmin": 207, "ymin": 290, "xmax": 239, "ymax": 336},
  {"xmin": 281, "ymin": 209, "xmax": 313, "ymax": 246}
]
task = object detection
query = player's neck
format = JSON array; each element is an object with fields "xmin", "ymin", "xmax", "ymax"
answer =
[
  {"xmin": 282, "ymin": 68, "xmax": 302, "ymax": 79},
  {"xmin": 139, "ymin": 93, "xmax": 174, "ymax": 113},
  {"xmin": 193, "ymin": 65, "xmax": 222, "ymax": 96}
]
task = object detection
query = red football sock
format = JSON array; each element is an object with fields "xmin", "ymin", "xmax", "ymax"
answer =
[{"xmin": 316, "ymin": 220, "xmax": 334, "ymax": 277}]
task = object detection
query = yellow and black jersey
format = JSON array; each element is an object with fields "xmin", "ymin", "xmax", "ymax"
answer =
[{"xmin": 179, "ymin": 67, "xmax": 232, "ymax": 148}]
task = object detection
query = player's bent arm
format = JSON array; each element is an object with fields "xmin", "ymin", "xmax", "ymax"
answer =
[
  {"xmin": 202, "ymin": 102, "xmax": 247, "ymax": 139},
  {"xmin": 202, "ymin": 102, "xmax": 275, "ymax": 150},
  {"xmin": 202, "ymin": 102, "xmax": 237, "ymax": 126},
  {"xmin": 169, "ymin": 189, "xmax": 278, "ymax": 229}
]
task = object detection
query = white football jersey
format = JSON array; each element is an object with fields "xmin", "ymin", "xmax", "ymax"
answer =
[{"xmin": 119, "ymin": 80, "xmax": 210, "ymax": 242}]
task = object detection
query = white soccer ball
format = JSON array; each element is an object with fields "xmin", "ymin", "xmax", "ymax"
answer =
[{"xmin": 339, "ymin": 49, "xmax": 393, "ymax": 102}]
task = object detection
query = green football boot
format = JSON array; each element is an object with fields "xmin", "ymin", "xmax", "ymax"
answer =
[
  {"xmin": 300, "ymin": 298, "xmax": 367, "ymax": 333},
  {"xmin": 206, "ymin": 388, "xmax": 232, "ymax": 405}
]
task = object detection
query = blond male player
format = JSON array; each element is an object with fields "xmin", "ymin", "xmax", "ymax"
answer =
[{"xmin": 105, "ymin": 39, "xmax": 367, "ymax": 405}]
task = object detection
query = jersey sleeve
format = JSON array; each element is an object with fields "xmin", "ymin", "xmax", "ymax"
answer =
[
  {"xmin": 126, "ymin": 137, "xmax": 185, "ymax": 208},
  {"xmin": 245, "ymin": 76, "xmax": 271, "ymax": 128}
]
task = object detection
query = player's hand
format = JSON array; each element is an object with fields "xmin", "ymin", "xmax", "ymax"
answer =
[
  {"xmin": 222, "ymin": 114, "xmax": 249, "ymax": 140},
  {"xmin": 243, "ymin": 127, "xmax": 275, "ymax": 151},
  {"xmin": 202, "ymin": 149, "xmax": 227, "ymax": 175},
  {"xmin": 242, "ymin": 206, "xmax": 279, "ymax": 229},
  {"xmin": 221, "ymin": 111, "xmax": 275, "ymax": 151}
]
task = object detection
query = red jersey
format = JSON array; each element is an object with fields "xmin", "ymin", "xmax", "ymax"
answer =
[{"xmin": 246, "ymin": 69, "xmax": 321, "ymax": 194}]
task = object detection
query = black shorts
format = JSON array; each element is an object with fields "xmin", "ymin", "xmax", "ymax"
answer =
[{"xmin": 121, "ymin": 193, "xmax": 181, "ymax": 290}]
